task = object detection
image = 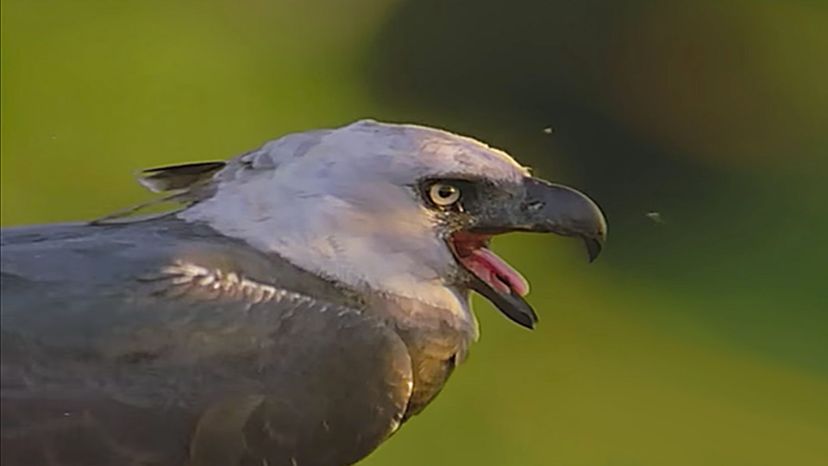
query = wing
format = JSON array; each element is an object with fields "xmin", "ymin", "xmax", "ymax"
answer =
[{"xmin": 1, "ymin": 222, "xmax": 414, "ymax": 466}]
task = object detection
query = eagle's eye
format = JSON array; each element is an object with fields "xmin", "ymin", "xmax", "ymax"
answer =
[{"xmin": 428, "ymin": 182, "xmax": 461, "ymax": 207}]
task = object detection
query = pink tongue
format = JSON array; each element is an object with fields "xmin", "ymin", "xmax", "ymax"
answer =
[{"xmin": 461, "ymin": 248, "xmax": 530, "ymax": 296}]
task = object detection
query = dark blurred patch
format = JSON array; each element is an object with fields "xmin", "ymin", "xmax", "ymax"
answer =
[{"xmin": 370, "ymin": 0, "xmax": 826, "ymax": 166}]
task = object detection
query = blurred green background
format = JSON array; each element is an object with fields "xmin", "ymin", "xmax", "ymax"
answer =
[{"xmin": 2, "ymin": 1, "xmax": 827, "ymax": 464}]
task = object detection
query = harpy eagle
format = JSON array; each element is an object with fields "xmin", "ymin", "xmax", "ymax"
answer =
[{"xmin": 0, "ymin": 120, "xmax": 606, "ymax": 465}]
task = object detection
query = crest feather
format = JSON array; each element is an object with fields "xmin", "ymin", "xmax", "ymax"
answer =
[
  {"xmin": 137, "ymin": 161, "xmax": 226, "ymax": 193},
  {"xmin": 91, "ymin": 161, "xmax": 226, "ymax": 225}
]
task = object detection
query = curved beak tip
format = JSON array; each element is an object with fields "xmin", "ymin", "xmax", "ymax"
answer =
[{"xmin": 584, "ymin": 236, "xmax": 604, "ymax": 263}]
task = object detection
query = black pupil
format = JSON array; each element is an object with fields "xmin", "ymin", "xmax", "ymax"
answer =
[{"xmin": 438, "ymin": 185, "xmax": 456, "ymax": 199}]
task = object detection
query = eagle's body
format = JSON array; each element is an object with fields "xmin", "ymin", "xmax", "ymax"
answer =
[
  {"xmin": 0, "ymin": 120, "xmax": 605, "ymax": 465},
  {"xmin": 2, "ymin": 218, "xmax": 468, "ymax": 465}
]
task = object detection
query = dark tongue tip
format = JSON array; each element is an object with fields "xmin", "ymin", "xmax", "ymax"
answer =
[{"xmin": 470, "ymin": 275, "xmax": 538, "ymax": 329}]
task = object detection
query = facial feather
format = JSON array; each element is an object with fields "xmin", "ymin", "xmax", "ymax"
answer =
[{"xmin": 179, "ymin": 120, "xmax": 530, "ymax": 321}]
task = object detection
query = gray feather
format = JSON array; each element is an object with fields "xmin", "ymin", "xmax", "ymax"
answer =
[{"xmin": 1, "ymin": 219, "xmax": 414, "ymax": 466}]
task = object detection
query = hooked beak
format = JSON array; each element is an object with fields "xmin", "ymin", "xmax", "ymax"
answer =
[
  {"xmin": 519, "ymin": 178, "xmax": 607, "ymax": 262},
  {"xmin": 459, "ymin": 177, "xmax": 607, "ymax": 329}
]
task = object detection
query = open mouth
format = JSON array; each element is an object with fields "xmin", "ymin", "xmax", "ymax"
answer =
[
  {"xmin": 449, "ymin": 231, "xmax": 538, "ymax": 329},
  {"xmin": 442, "ymin": 178, "xmax": 606, "ymax": 329},
  {"xmin": 450, "ymin": 231, "xmax": 529, "ymax": 296}
]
